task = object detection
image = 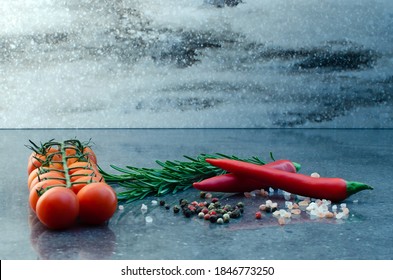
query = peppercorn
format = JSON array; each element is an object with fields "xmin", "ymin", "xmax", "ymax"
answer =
[
  {"xmin": 223, "ymin": 213, "xmax": 230, "ymax": 223},
  {"xmin": 208, "ymin": 203, "xmax": 216, "ymax": 210},
  {"xmin": 198, "ymin": 212, "xmax": 205, "ymax": 219},
  {"xmin": 200, "ymin": 192, "xmax": 206, "ymax": 198},
  {"xmin": 179, "ymin": 199, "xmax": 188, "ymax": 207},
  {"xmin": 201, "ymin": 207, "xmax": 209, "ymax": 214},
  {"xmin": 211, "ymin": 197, "xmax": 219, "ymax": 203},
  {"xmin": 204, "ymin": 214, "xmax": 211, "ymax": 220},
  {"xmin": 255, "ymin": 212, "xmax": 262, "ymax": 219},
  {"xmin": 173, "ymin": 205, "xmax": 180, "ymax": 213},
  {"xmin": 209, "ymin": 215, "xmax": 218, "ymax": 223},
  {"xmin": 230, "ymin": 209, "xmax": 241, "ymax": 219},
  {"xmin": 237, "ymin": 202, "xmax": 244, "ymax": 208},
  {"xmin": 183, "ymin": 209, "xmax": 192, "ymax": 218},
  {"xmin": 164, "ymin": 204, "xmax": 170, "ymax": 210},
  {"xmin": 217, "ymin": 218, "xmax": 224, "ymax": 224},
  {"xmin": 159, "ymin": 200, "xmax": 165, "ymax": 206}
]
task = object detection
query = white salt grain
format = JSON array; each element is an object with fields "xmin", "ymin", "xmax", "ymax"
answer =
[
  {"xmin": 336, "ymin": 212, "xmax": 344, "ymax": 219},
  {"xmin": 151, "ymin": 200, "xmax": 158, "ymax": 206},
  {"xmin": 145, "ymin": 216, "xmax": 153, "ymax": 223},
  {"xmin": 118, "ymin": 205, "xmax": 124, "ymax": 211},
  {"xmin": 311, "ymin": 172, "xmax": 320, "ymax": 178},
  {"xmin": 141, "ymin": 204, "xmax": 148, "ymax": 213}
]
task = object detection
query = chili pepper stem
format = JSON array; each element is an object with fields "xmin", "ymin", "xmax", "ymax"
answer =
[
  {"xmin": 292, "ymin": 162, "xmax": 301, "ymax": 172},
  {"xmin": 346, "ymin": 181, "xmax": 373, "ymax": 196}
]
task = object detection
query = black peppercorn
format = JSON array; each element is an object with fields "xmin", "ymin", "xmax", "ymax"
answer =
[
  {"xmin": 183, "ymin": 209, "xmax": 192, "ymax": 218},
  {"xmin": 209, "ymin": 215, "xmax": 218, "ymax": 223},
  {"xmin": 159, "ymin": 200, "xmax": 165, "ymax": 206},
  {"xmin": 164, "ymin": 204, "xmax": 170, "ymax": 210},
  {"xmin": 173, "ymin": 205, "xmax": 180, "ymax": 213}
]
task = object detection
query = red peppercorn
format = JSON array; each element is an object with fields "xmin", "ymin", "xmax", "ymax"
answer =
[
  {"xmin": 255, "ymin": 212, "xmax": 262, "ymax": 219},
  {"xmin": 204, "ymin": 214, "xmax": 211, "ymax": 220}
]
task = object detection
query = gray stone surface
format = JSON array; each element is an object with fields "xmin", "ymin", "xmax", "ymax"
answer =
[{"xmin": 0, "ymin": 129, "xmax": 391, "ymax": 259}]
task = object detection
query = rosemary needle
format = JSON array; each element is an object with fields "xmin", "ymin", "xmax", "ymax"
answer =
[{"xmin": 99, "ymin": 153, "xmax": 268, "ymax": 203}]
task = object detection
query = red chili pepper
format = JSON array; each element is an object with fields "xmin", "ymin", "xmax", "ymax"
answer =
[
  {"xmin": 205, "ymin": 159, "xmax": 373, "ymax": 202},
  {"xmin": 193, "ymin": 160, "xmax": 301, "ymax": 193}
]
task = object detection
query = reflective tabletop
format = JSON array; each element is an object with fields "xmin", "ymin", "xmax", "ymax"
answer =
[{"xmin": 0, "ymin": 129, "xmax": 391, "ymax": 260}]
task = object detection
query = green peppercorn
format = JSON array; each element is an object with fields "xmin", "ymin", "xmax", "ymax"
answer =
[
  {"xmin": 223, "ymin": 213, "xmax": 230, "ymax": 223},
  {"xmin": 230, "ymin": 209, "xmax": 241, "ymax": 219},
  {"xmin": 237, "ymin": 202, "xmax": 244, "ymax": 208},
  {"xmin": 198, "ymin": 212, "xmax": 205, "ymax": 219},
  {"xmin": 208, "ymin": 203, "xmax": 216, "ymax": 210},
  {"xmin": 179, "ymin": 199, "xmax": 188, "ymax": 207}
]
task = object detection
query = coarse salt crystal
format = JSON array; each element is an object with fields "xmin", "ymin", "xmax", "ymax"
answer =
[
  {"xmin": 340, "ymin": 203, "xmax": 347, "ymax": 209},
  {"xmin": 279, "ymin": 209, "xmax": 287, "ymax": 217},
  {"xmin": 342, "ymin": 207, "xmax": 350, "ymax": 215},
  {"xmin": 269, "ymin": 187, "xmax": 274, "ymax": 193},
  {"xmin": 141, "ymin": 204, "xmax": 148, "ymax": 213},
  {"xmin": 298, "ymin": 200, "xmax": 309, "ymax": 207},
  {"xmin": 311, "ymin": 172, "xmax": 320, "ymax": 178},
  {"xmin": 259, "ymin": 204, "xmax": 267, "ymax": 211},
  {"xmin": 285, "ymin": 201, "xmax": 293, "ymax": 209},
  {"xmin": 265, "ymin": 200, "xmax": 273, "ymax": 206},
  {"xmin": 291, "ymin": 209, "xmax": 301, "ymax": 215},
  {"xmin": 325, "ymin": 212, "xmax": 334, "ymax": 218},
  {"xmin": 244, "ymin": 192, "xmax": 252, "ymax": 198},
  {"xmin": 151, "ymin": 200, "xmax": 158, "ymax": 206},
  {"xmin": 336, "ymin": 212, "xmax": 344, "ymax": 219},
  {"xmin": 278, "ymin": 217, "xmax": 286, "ymax": 226},
  {"xmin": 273, "ymin": 210, "xmax": 280, "ymax": 217},
  {"xmin": 118, "ymin": 205, "xmax": 124, "ymax": 211},
  {"xmin": 145, "ymin": 216, "xmax": 153, "ymax": 223},
  {"xmin": 332, "ymin": 205, "xmax": 338, "ymax": 212},
  {"xmin": 306, "ymin": 202, "xmax": 316, "ymax": 211}
]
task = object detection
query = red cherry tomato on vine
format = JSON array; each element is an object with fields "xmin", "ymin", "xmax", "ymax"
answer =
[
  {"xmin": 29, "ymin": 179, "xmax": 65, "ymax": 212},
  {"xmin": 36, "ymin": 187, "xmax": 79, "ymax": 230},
  {"xmin": 77, "ymin": 183, "xmax": 117, "ymax": 225}
]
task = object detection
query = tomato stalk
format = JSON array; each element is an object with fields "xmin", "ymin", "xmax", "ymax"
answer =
[{"xmin": 60, "ymin": 143, "xmax": 72, "ymax": 188}]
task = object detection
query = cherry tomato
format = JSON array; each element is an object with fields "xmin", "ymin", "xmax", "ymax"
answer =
[
  {"xmin": 29, "ymin": 179, "xmax": 65, "ymax": 212},
  {"xmin": 83, "ymin": 146, "xmax": 97, "ymax": 164},
  {"xmin": 29, "ymin": 170, "xmax": 66, "ymax": 191},
  {"xmin": 36, "ymin": 187, "xmax": 79, "ymax": 230},
  {"xmin": 70, "ymin": 176, "xmax": 100, "ymax": 194},
  {"xmin": 70, "ymin": 169, "xmax": 102, "ymax": 182},
  {"xmin": 77, "ymin": 183, "xmax": 117, "ymax": 225},
  {"xmin": 27, "ymin": 147, "xmax": 61, "ymax": 175},
  {"xmin": 68, "ymin": 161, "xmax": 94, "ymax": 174}
]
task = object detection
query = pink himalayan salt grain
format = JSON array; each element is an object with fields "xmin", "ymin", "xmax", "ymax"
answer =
[
  {"xmin": 291, "ymin": 209, "xmax": 301, "ymax": 215},
  {"xmin": 259, "ymin": 204, "xmax": 267, "ymax": 211},
  {"xmin": 278, "ymin": 217, "xmax": 286, "ymax": 226},
  {"xmin": 325, "ymin": 212, "xmax": 335, "ymax": 218}
]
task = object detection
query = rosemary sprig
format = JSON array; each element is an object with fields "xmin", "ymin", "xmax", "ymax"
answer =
[{"xmin": 99, "ymin": 153, "xmax": 269, "ymax": 203}]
